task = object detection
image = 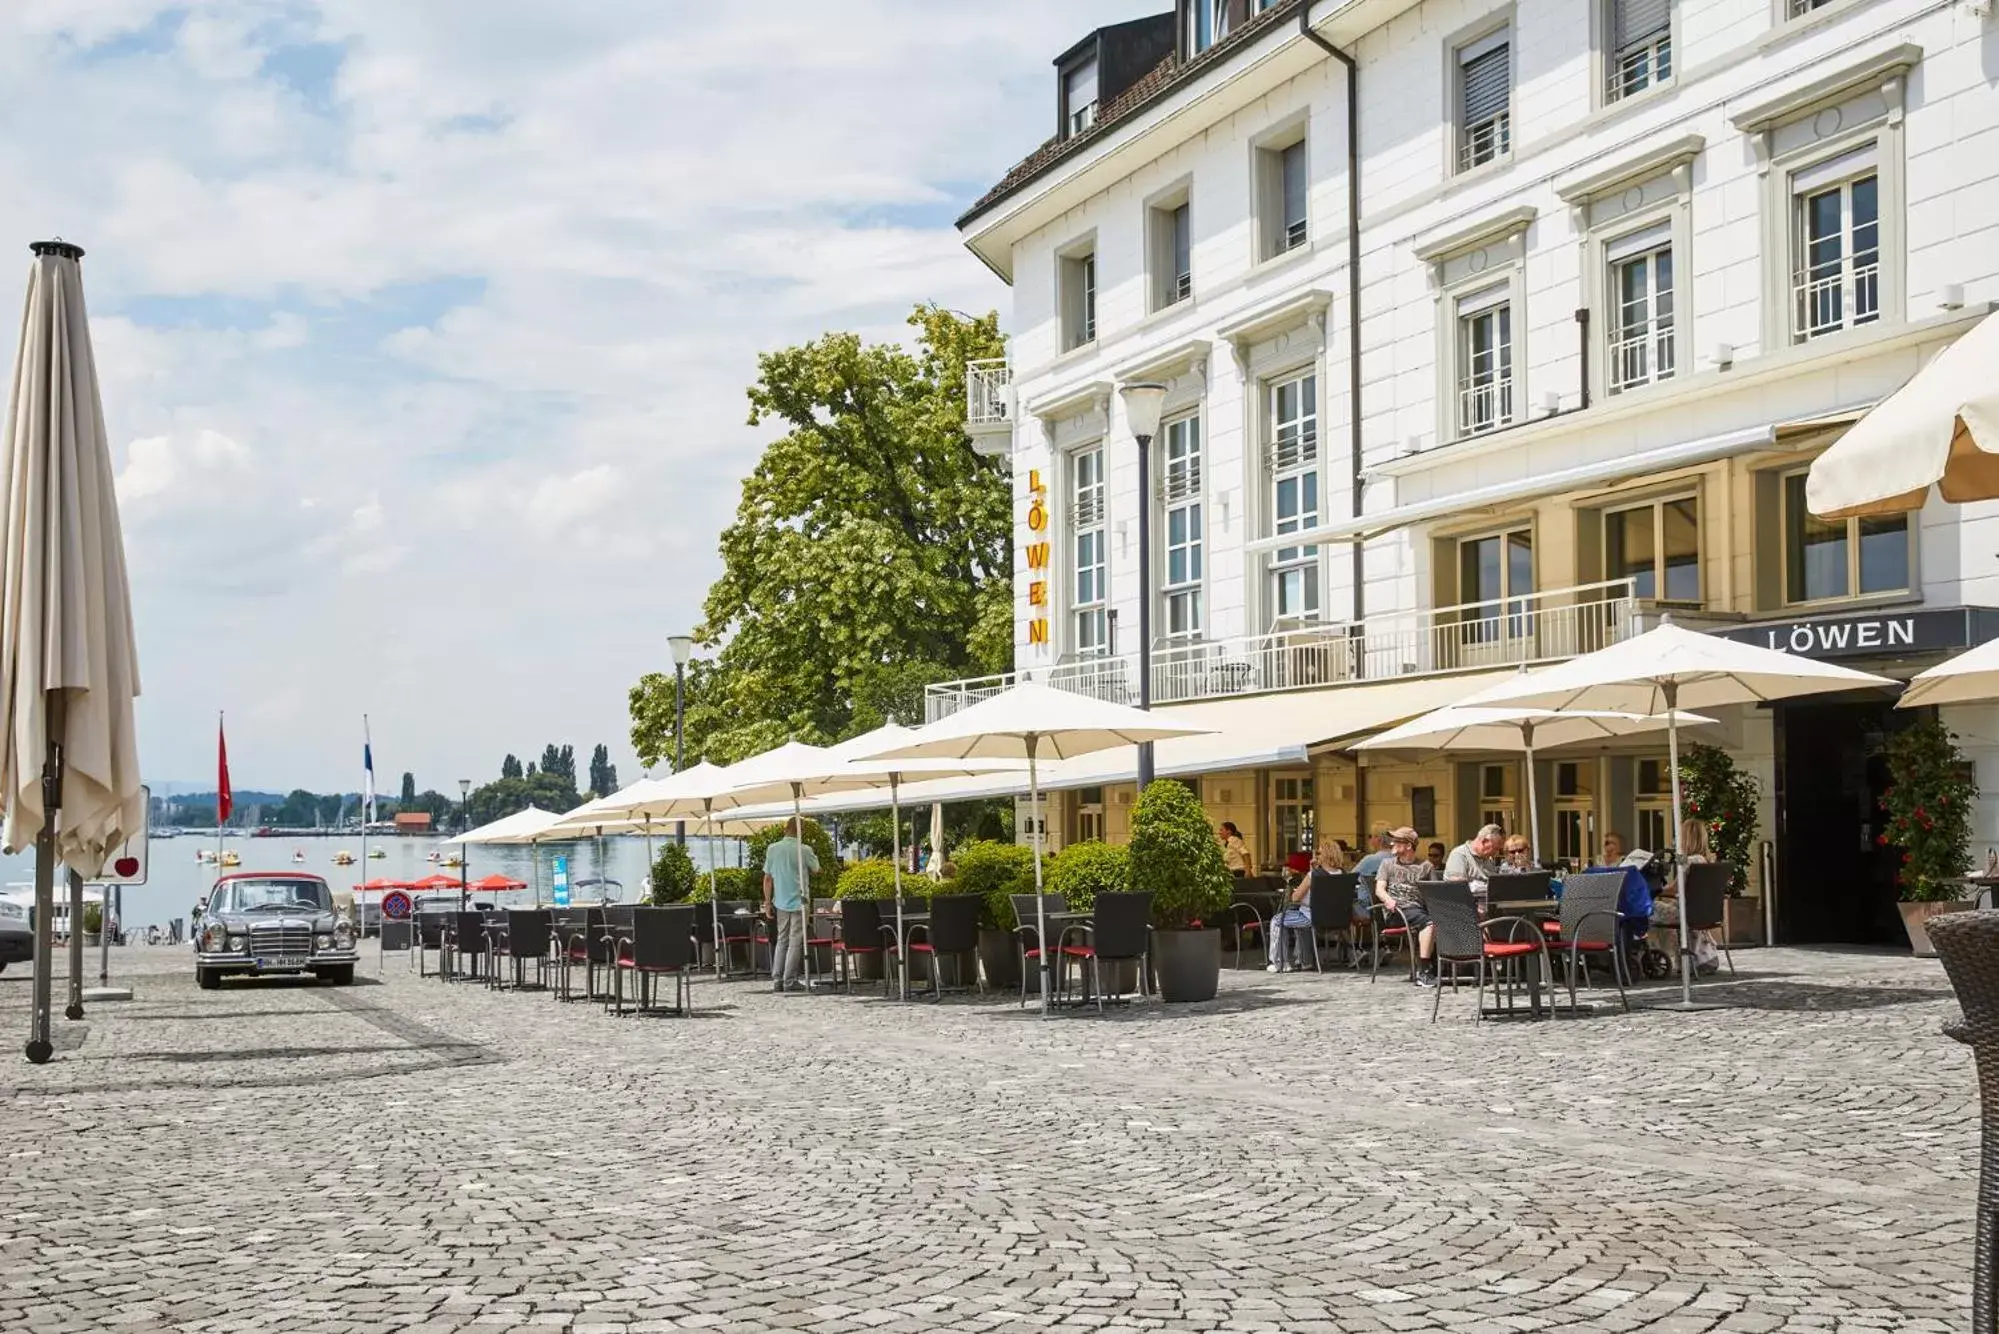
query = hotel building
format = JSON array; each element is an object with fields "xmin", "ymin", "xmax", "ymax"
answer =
[{"xmin": 925, "ymin": 0, "xmax": 1999, "ymax": 947}]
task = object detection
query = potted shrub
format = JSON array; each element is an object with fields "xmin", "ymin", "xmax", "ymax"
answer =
[
  {"xmin": 1128, "ymin": 780, "xmax": 1232, "ymax": 1002},
  {"xmin": 81, "ymin": 902, "xmax": 103, "ymax": 947},
  {"xmin": 1047, "ymin": 839, "xmax": 1132, "ymax": 991},
  {"xmin": 1881, "ymin": 719, "xmax": 1978, "ymax": 957},
  {"xmin": 954, "ymin": 839, "xmax": 1036, "ymax": 989},
  {"xmin": 834, "ymin": 859, "xmax": 902, "ymax": 980},
  {"xmin": 648, "ymin": 842, "xmax": 698, "ymax": 905}
]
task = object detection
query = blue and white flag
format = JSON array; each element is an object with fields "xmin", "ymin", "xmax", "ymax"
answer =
[{"xmin": 363, "ymin": 717, "xmax": 375, "ymax": 822}]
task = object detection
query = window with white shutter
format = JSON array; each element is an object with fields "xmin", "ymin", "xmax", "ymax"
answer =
[
  {"xmin": 1063, "ymin": 58, "xmax": 1098, "ymax": 137},
  {"xmin": 1606, "ymin": 0, "xmax": 1671, "ymax": 103},
  {"xmin": 1457, "ymin": 30, "xmax": 1511, "ymax": 172}
]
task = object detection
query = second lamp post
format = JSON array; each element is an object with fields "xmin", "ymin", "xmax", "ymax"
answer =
[
  {"xmin": 1118, "ymin": 380, "xmax": 1168, "ymax": 789},
  {"xmin": 668, "ymin": 633, "xmax": 695, "ymax": 846}
]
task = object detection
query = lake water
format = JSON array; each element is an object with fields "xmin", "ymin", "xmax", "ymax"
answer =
[{"xmin": 0, "ymin": 829, "xmax": 746, "ymax": 931}]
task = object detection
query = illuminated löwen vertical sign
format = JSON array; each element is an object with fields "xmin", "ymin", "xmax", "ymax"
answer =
[{"xmin": 1026, "ymin": 469, "xmax": 1049, "ymax": 649}]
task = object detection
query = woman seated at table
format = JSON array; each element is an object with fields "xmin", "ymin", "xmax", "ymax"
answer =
[
  {"xmin": 1498, "ymin": 835, "xmax": 1537, "ymax": 871},
  {"xmin": 1266, "ymin": 839, "xmax": 1345, "ymax": 971}
]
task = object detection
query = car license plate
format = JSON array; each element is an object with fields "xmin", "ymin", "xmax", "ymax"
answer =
[{"xmin": 256, "ymin": 955, "xmax": 306, "ymax": 969}]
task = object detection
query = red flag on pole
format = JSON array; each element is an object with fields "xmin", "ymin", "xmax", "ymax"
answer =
[{"xmin": 217, "ymin": 717, "xmax": 233, "ymax": 826}]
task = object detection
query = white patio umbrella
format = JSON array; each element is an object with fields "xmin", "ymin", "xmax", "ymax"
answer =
[
  {"xmin": 1898, "ymin": 636, "xmax": 1999, "ymax": 709},
  {"xmin": 825, "ymin": 721, "xmax": 1025, "ymax": 998},
  {"xmin": 446, "ymin": 805, "xmax": 567, "ymax": 906},
  {"xmin": 1, "ymin": 242, "xmax": 143, "ymax": 1063},
  {"xmin": 861, "ymin": 682, "xmax": 1212, "ymax": 1014},
  {"xmin": 1806, "ymin": 310, "xmax": 1999, "ymax": 518},
  {"xmin": 1467, "ymin": 618, "xmax": 1894, "ymax": 1004},
  {"xmin": 1352, "ymin": 703, "xmax": 1716, "ymax": 863}
]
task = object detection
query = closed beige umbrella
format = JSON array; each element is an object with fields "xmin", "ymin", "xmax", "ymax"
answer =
[{"xmin": 1, "ymin": 242, "xmax": 143, "ymax": 1064}]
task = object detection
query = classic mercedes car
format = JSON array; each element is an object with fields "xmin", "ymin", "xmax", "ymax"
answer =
[{"xmin": 195, "ymin": 872, "xmax": 357, "ymax": 989}]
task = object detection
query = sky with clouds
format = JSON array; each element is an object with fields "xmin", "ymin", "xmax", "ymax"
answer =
[{"xmin": 0, "ymin": 0, "xmax": 1138, "ymax": 794}]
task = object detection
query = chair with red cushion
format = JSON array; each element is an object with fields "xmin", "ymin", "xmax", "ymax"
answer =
[
  {"xmin": 899, "ymin": 893, "xmax": 984, "ymax": 1000},
  {"xmin": 1425, "ymin": 881, "xmax": 1550, "ymax": 1023},
  {"xmin": 1011, "ymin": 893, "xmax": 1068, "ymax": 1008},
  {"xmin": 1368, "ymin": 897, "xmax": 1425, "ymax": 983},
  {"xmin": 1552, "ymin": 871, "xmax": 1629, "ymax": 1013},
  {"xmin": 1056, "ymin": 891, "xmax": 1154, "ymax": 1013},
  {"xmin": 834, "ymin": 897, "xmax": 892, "ymax": 996},
  {"xmin": 609, "ymin": 905, "xmax": 696, "ymax": 1017},
  {"xmin": 712, "ymin": 900, "xmax": 763, "ymax": 979}
]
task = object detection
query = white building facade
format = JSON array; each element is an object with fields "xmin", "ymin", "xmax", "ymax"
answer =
[{"xmin": 948, "ymin": 0, "xmax": 1999, "ymax": 947}]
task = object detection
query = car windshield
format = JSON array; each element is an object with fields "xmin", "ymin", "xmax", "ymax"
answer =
[{"xmin": 216, "ymin": 878, "xmax": 332, "ymax": 913}]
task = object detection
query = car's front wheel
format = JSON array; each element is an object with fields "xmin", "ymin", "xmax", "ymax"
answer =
[
  {"xmin": 196, "ymin": 968, "xmax": 221, "ymax": 990},
  {"xmin": 316, "ymin": 965, "xmax": 355, "ymax": 986}
]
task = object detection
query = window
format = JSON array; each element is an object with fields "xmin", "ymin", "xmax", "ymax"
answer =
[
  {"xmin": 1455, "ymin": 284, "xmax": 1513, "ymax": 435},
  {"xmin": 1456, "ymin": 29, "xmax": 1511, "ymax": 172},
  {"xmin": 1161, "ymin": 415, "xmax": 1203, "ymax": 639},
  {"xmin": 1479, "ymin": 763, "xmax": 1515, "ymax": 834},
  {"xmin": 1459, "ymin": 528, "xmax": 1533, "ymax": 643},
  {"xmin": 1188, "ymin": 0, "xmax": 1228, "ymax": 55},
  {"xmin": 1149, "ymin": 197, "xmax": 1193, "ymax": 310},
  {"xmin": 1635, "ymin": 758, "xmax": 1670, "ymax": 853},
  {"xmin": 1071, "ymin": 447, "xmax": 1108, "ymax": 653},
  {"xmin": 1060, "ymin": 247, "xmax": 1097, "ymax": 351},
  {"xmin": 1792, "ymin": 151, "xmax": 1879, "ymax": 342},
  {"xmin": 1787, "ymin": 0, "xmax": 1835, "ymax": 15},
  {"xmin": 1553, "ymin": 761, "xmax": 1593, "ymax": 866},
  {"xmin": 1606, "ymin": 0, "xmax": 1671, "ymax": 103},
  {"xmin": 1063, "ymin": 58, "xmax": 1098, "ymax": 138},
  {"xmin": 1255, "ymin": 132, "xmax": 1309, "ymax": 261},
  {"xmin": 1273, "ymin": 775, "xmax": 1315, "ymax": 859},
  {"xmin": 1072, "ymin": 787, "xmax": 1105, "ymax": 844},
  {"xmin": 1607, "ymin": 225, "xmax": 1674, "ymax": 392},
  {"xmin": 1267, "ymin": 372, "xmax": 1320, "ymax": 624},
  {"xmin": 1605, "ymin": 495, "xmax": 1700, "ymax": 605},
  {"xmin": 1781, "ymin": 471, "xmax": 1910, "ymax": 604}
]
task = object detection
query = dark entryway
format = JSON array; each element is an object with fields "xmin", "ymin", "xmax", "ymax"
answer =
[{"xmin": 1774, "ymin": 695, "xmax": 1914, "ymax": 946}]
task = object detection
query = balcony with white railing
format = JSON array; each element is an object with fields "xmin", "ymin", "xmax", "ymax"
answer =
[
  {"xmin": 1793, "ymin": 263, "xmax": 1880, "ymax": 343},
  {"xmin": 923, "ymin": 581, "xmax": 1642, "ymax": 721},
  {"xmin": 966, "ymin": 359, "xmax": 1011, "ymax": 441}
]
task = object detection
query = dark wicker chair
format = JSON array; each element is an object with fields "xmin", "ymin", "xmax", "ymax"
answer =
[
  {"xmin": 1675, "ymin": 861, "xmax": 1736, "ymax": 976},
  {"xmin": 834, "ymin": 898, "xmax": 891, "ymax": 996},
  {"xmin": 1298, "ymin": 872, "xmax": 1360, "ymax": 972},
  {"xmin": 1057, "ymin": 890, "xmax": 1153, "ymax": 1012},
  {"xmin": 900, "ymin": 893, "xmax": 983, "ymax": 999},
  {"xmin": 1425, "ymin": 881, "xmax": 1548, "ymax": 1023},
  {"xmin": 497, "ymin": 909, "xmax": 552, "ymax": 992},
  {"xmin": 712, "ymin": 899, "xmax": 763, "ymax": 978},
  {"xmin": 415, "ymin": 910, "xmax": 451, "ymax": 978},
  {"xmin": 1548, "ymin": 871, "xmax": 1627, "ymax": 1013},
  {"xmin": 446, "ymin": 911, "xmax": 488, "ymax": 982},
  {"xmin": 1225, "ymin": 889, "xmax": 1279, "ymax": 969},
  {"xmin": 554, "ymin": 907, "xmax": 610, "ymax": 1002},
  {"xmin": 610, "ymin": 905, "xmax": 697, "ymax": 1016},
  {"xmin": 1929, "ymin": 910, "xmax": 1999, "ymax": 1332},
  {"xmin": 1011, "ymin": 892, "xmax": 1067, "ymax": 1008},
  {"xmin": 1369, "ymin": 886, "xmax": 1429, "ymax": 983}
]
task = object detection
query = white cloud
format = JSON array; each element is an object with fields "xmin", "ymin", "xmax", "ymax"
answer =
[{"xmin": 0, "ymin": 0, "xmax": 1139, "ymax": 790}]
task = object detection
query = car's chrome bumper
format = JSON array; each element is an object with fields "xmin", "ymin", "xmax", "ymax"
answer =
[{"xmin": 196, "ymin": 949, "xmax": 359, "ymax": 969}]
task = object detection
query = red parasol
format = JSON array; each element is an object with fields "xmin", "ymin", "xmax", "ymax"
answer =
[
  {"xmin": 355, "ymin": 878, "xmax": 409, "ymax": 892},
  {"xmin": 408, "ymin": 873, "xmax": 460, "ymax": 891},
  {"xmin": 466, "ymin": 873, "xmax": 527, "ymax": 892}
]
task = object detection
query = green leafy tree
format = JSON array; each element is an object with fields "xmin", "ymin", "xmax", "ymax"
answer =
[
  {"xmin": 952, "ymin": 839, "xmax": 1036, "ymax": 929},
  {"xmin": 629, "ymin": 305, "xmax": 1010, "ymax": 766},
  {"xmin": 1678, "ymin": 743, "xmax": 1759, "ymax": 895},
  {"xmin": 399, "ymin": 772, "xmax": 416, "ymax": 805},
  {"xmin": 1881, "ymin": 719, "xmax": 1977, "ymax": 902},
  {"xmin": 465, "ymin": 772, "xmax": 581, "ymax": 827},
  {"xmin": 1130, "ymin": 780, "xmax": 1232, "ymax": 931},
  {"xmin": 588, "ymin": 744, "xmax": 617, "ymax": 799},
  {"xmin": 501, "ymin": 754, "xmax": 523, "ymax": 781},
  {"xmin": 1046, "ymin": 841, "xmax": 1131, "ymax": 920},
  {"xmin": 693, "ymin": 867, "xmax": 760, "ymax": 904},
  {"xmin": 648, "ymin": 842, "xmax": 697, "ymax": 904}
]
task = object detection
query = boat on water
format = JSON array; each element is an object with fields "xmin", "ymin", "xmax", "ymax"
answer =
[
  {"xmin": 571, "ymin": 876, "xmax": 625, "ymax": 904},
  {"xmin": 220, "ymin": 851, "xmax": 241, "ymax": 867},
  {"xmin": 291, "ymin": 849, "xmax": 307, "ymax": 864},
  {"xmin": 332, "ymin": 851, "xmax": 355, "ymax": 866},
  {"xmin": 425, "ymin": 851, "xmax": 441, "ymax": 864},
  {"xmin": 196, "ymin": 848, "xmax": 217, "ymax": 864},
  {"xmin": 368, "ymin": 848, "xmax": 386, "ymax": 860}
]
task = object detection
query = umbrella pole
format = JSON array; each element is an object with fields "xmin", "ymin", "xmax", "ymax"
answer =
[
  {"xmin": 793, "ymin": 787, "xmax": 811, "ymax": 990},
  {"xmin": 1522, "ymin": 723, "xmax": 1540, "ymax": 866},
  {"xmin": 706, "ymin": 800, "xmax": 723, "ymax": 981},
  {"xmin": 65, "ymin": 868, "xmax": 85, "ymax": 1019},
  {"xmin": 644, "ymin": 817, "xmax": 655, "ymax": 903},
  {"xmin": 25, "ymin": 695, "xmax": 62, "ymax": 1063},
  {"xmin": 1029, "ymin": 736, "xmax": 1050, "ymax": 1018},
  {"xmin": 891, "ymin": 776, "xmax": 905, "ymax": 1000},
  {"xmin": 1665, "ymin": 684, "xmax": 1692, "ymax": 1007}
]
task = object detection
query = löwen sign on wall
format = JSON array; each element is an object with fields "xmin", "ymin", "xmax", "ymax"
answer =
[
  {"xmin": 1711, "ymin": 606, "xmax": 1999, "ymax": 661},
  {"xmin": 1025, "ymin": 469, "xmax": 1050, "ymax": 650}
]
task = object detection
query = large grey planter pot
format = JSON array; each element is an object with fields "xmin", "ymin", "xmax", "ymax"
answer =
[
  {"xmin": 1900, "ymin": 899, "xmax": 1977, "ymax": 958},
  {"xmin": 978, "ymin": 929, "xmax": 1020, "ymax": 990},
  {"xmin": 1153, "ymin": 928, "xmax": 1221, "ymax": 1003}
]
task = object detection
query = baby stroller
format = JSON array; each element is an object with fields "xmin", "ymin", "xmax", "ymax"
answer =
[{"xmin": 1603, "ymin": 850, "xmax": 1676, "ymax": 980}]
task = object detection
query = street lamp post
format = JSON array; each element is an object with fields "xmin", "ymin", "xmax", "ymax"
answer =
[
  {"xmin": 668, "ymin": 634, "xmax": 695, "ymax": 847},
  {"xmin": 1118, "ymin": 381, "xmax": 1168, "ymax": 789},
  {"xmin": 457, "ymin": 778, "xmax": 471, "ymax": 908}
]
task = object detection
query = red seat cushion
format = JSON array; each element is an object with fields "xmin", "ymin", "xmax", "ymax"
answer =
[
  {"xmin": 908, "ymin": 943, "xmax": 935, "ymax": 954},
  {"xmin": 1567, "ymin": 940, "xmax": 1614, "ymax": 953},
  {"xmin": 1061, "ymin": 945, "xmax": 1096, "ymax": 958},
  {"xmin": 1483, "ymin": 941, "xmax": 1541, "ymax": 959},
  {"xmin": 1540, "ymin": 921, "xmax": 1562, "ymax": 934},
  {"xmin": 1023, "ymin": 947, "xmax": 1043, "ymax": 959},
  {"xmin": 568, "ymin": 945, "xmax": 588, "ymax": 960},
  {"xmin": 835, "ymin": 942, "xmax": 881, "ymax": 954}
]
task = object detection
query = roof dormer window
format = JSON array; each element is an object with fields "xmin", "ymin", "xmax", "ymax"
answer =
[
  {"xmin": 1062, "ymin": 57, "xmax": 1099, "ymax": 138},
  {"xmin": 1188, "ymin": 0, "xmax": 1229, "ymax": 56}
]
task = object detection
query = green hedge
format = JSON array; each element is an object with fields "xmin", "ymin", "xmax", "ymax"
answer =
[
  {"xmin": 836, "ymin": 859, "xmax": 902, "ymax": 899},
  {"xmin": 692, "ymin": 866, "xmax": 759, "ymax": 904},
  {"xmin": 1129, "ymin": 779, "xmax": 1231, "ymax": 930},
  {"xmin": 1046, "ymin": 840, "xmax": 1129, "ymax": 918},
  {"xmin": 746, "ymin": 819, "xmax": 839, "ymax": 900},
  {"xmin": 954, "ymin": 839, "xmax": 1037, "ymax": 929}
]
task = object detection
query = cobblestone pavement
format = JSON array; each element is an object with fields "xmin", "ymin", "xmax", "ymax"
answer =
[{"xmin": 0, "ymin": 942, "xmax": 1976, "ymax": 1333}]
